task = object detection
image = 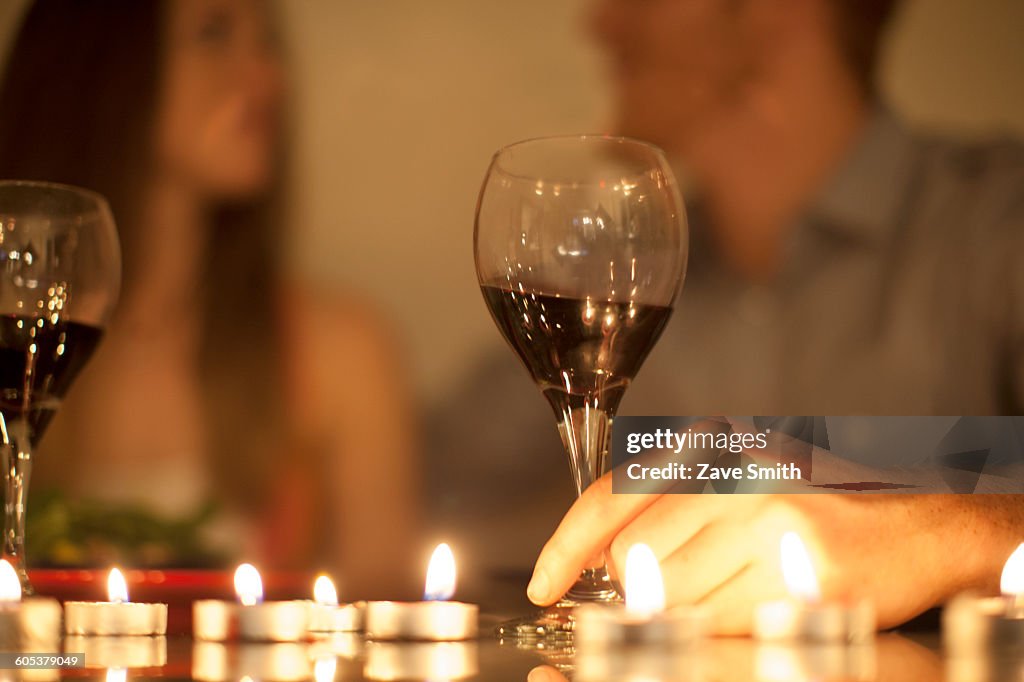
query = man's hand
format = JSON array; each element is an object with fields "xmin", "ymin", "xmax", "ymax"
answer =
[{"xmin": 527, "ymin": 475, "xmax": 1024, "ymax": 634}]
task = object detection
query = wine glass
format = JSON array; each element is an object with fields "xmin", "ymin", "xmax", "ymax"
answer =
[
  {"xmin": 0, "ymin": 181, "xmax": 121, "ymax": 592},
  {"xmin": 475, "ymin": 135, "xmax": 687, "ymax": 637}
]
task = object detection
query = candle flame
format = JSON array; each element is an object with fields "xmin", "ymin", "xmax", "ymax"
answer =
[
  {"xmin": 423, "ymin": 543, "xmax": 456, "ymax": 601},
  {"xmin": 624, "ymin": 543, "xmax": 665, "ymax": 615},
  {"xmin": 234, "ymin": 563, "xmax": 263, "ymax": 606},
  {"xmin": 107, "ymin": 568, "xmax": 129, "ymax": 603},
  {"xmin": 0, "ymin": 560, "xmax": 21, "ymax": 602},
  {"xmin": 780, "ymin": 532, "xmax": 820, "ymax": 601},
  {"xmin": 1001, "ymin": 543, "xmax": 1024, "ymax": 597},
  {"xmin": 314, "ymin": 574, "xmax": 339, "ymax": 606}
]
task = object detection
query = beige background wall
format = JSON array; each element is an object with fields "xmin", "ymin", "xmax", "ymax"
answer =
[{"xmin": 2, "ymin": 0, "xmax": 1023, "ymax": 402}]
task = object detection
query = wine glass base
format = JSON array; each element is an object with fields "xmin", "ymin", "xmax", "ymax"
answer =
[
  {"xmin": 496, "ymin": 604, "xmax": 578, "ymax": 641},
  {"xmin": 495, "ymin": 597, "xmax": 622, "ymax": 641},
  {"xmin": 14, "ymin": 563, "xmax": 32, "ymax": 595}
]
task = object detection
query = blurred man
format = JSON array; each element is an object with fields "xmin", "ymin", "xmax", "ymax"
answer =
[{"xmin": 434, "ymin": 0, "xmax": 1024, "ymax": 629}]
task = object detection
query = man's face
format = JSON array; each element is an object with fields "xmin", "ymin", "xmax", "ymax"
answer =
[{"xmin": 590, "ymin": 0, "xmax": 760, "ymax": 157}]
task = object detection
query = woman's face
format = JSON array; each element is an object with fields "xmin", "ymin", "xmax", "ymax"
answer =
[{"xmin": 157, "ymin": 0, "xmax": 284, "ymax": 200}]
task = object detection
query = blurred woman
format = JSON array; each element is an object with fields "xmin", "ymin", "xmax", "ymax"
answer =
[{"xmin": 0, "ymin": 0, "xmax": 420, "ymax": 596}]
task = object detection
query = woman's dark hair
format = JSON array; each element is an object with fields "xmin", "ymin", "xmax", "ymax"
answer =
[{"xmin": 0, "ymin": 0, "xmax": 284, "ymax": 510}]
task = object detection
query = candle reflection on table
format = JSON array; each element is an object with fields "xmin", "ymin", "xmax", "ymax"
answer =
[
  {"xmin": 191, "ymin": 641, "xmax": 311, "ymax": 681},
  {"xmin": 313, "ymin": 655, "xmax": 337, "ymax": 682},
  {"xmin": 699, "ymin": 634, "xmax": 941, "ymax": 682},
  {"xmin": 363, "ymin": 641, "xmax": 479, "ymax": 681},
  {"xmin": 754, "ymin": 642, "xmax": 875, "ymax": 681},
  {"xmin": 64, "ymin": 634, "xmax": 167, "ymax": 669},
  {"xmin": 309, "ymin": 632, "xmax": 363, "ymax": 660}
]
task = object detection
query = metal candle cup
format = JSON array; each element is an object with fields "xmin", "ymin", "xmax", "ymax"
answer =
[
  {"xmin": 63, "ymin": 568, "xmax": 167, "ymax": 636},
  {"xmin": 308, "ymin": 575, "xmax": 364, "ymax": 632},
  {"xmin": 753, "ymin": 533, "xmax": 875, "ymax": 643},
  {"xmin": 942, "ymin": 543, "xmax": 1024, "ymax": 655},
  {"xmin": 365, "ymin": 543, "xmax": 478, "ymax": 641},
  {"xmin": 574, "ymin": 604, "xmax": 706, "ymax": 647},
  {"xmin": 0, "ymin": 560, "xmax": 61, "ymax": 649},
  {"xmin": 192, "ymin": 564, "xmax": 309, "ymax": 642},
  {"xmin": 365, "ymin": 600, "xmax": 478, "ymax": 641}
]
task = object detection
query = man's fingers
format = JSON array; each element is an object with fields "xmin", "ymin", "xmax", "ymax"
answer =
[
  {"xmin": 698, "ymin": 561, "xmax": 780, "ymax": 635},
  {"xmin": 653, "ymin": 511, "xmax": 768, "ymax": 607},
  {"xmin": 606, "ymin": 494, "xmax": 762, "ymax": 574},
  {"xmin": 528, "ymin": 472, "xmax": 660, "ymax": 605}
]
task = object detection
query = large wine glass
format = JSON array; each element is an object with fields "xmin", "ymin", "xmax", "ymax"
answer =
[
  {"xmin": 0, "ymin": 181, "xmax": 120, "ymax": 592},
  {"xmin": 475, "ymin": 136, "xmax": 687, "ymax": 638}
]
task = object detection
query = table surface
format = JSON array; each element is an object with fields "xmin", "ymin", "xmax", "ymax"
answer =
[
  {"xmin": 15, "ymin": 572, "xmax": 1013, "ymax": 681},
  {"xmin": 21, "ymin": 619, "xmax": 1015, "ymax": 681}
]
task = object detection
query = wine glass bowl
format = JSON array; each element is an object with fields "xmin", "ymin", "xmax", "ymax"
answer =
[
  {"xmin": 475, "ymin": 136, "xmax": 687, "ymax": 637},
  {"xmin": 0, "ymin": 181, "xmax": 120, "ymax": 592}
]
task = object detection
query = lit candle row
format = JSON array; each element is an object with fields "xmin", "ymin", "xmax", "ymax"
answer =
[
  {"xmin": 0, "ymin": 541, "xmax": 478, "ymax": 651},
  {"xmin": 194, "ymin": 542, "xmax": 477, "ymax": 642}
]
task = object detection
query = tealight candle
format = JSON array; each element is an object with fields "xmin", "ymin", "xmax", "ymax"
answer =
[
  {"xmin": 64, "ymin": 568, "xmax": 167, "ymax": 636},
  {"xmin": 309, "ymin": 574, "xmax": 364, "ymax": 632},
  {"xmin": 753, "ymin": 532, "xmax": 874, "ymax": 643},
  {"xmin": 575, "ymin": 543, "xmax": 706, "ymax": 648},
  {"xmin": 943, "ymin": 542, "xmax": 1024, "ymax": 654},
  {"xmin": 575, "ymin": 544, "xmax": 706, "ymax": 681},
  {"xmin": 0, "ymin": 560, "xmax": 62, "ymax": 650},
  {"xmin": 365, "ymin": 543, "xmax": 478, "ymax": 641},
  {"xmin": 193, "ymin": 563, "xmax": 309, "ymax": 641}
]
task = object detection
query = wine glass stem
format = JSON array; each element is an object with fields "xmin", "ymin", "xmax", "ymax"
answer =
[
  {"xmin": 555, "ymin": 401, "xmax": 622, "ymax": 603},
  {"xmin": 1, "ymin": 413, "xmax": 32, "ymax": 593}
]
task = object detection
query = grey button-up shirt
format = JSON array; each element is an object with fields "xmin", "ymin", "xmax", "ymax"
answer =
[{"xmin": 627, "ymin": 107, "xmax": 1024, "ymax": 416}]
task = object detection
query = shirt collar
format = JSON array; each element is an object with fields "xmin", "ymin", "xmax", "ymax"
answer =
[{"xmin": 806, "ymin": 104, "xmax": 922, "ymax": 246}]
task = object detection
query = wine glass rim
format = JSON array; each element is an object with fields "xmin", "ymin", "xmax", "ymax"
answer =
[
  {"xmin": 0, "ymin": 179, "xmax": 111, "ymax": 215},
  {"xmin": 490, "ymin": 134, "xmax": 673, "ymax": 182}
]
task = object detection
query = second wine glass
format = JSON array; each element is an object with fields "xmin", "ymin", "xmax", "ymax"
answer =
[
  {"xmin": 475, "ymin": 135, "xmax": 687, "ymax": 638},
  {"xmin": 0, "ymin": 181, "xmax": 121, "ymax": 593}
]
